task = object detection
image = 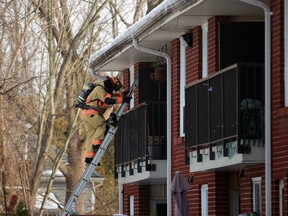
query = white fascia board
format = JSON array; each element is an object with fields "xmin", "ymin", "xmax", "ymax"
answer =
[{"xmin": 89, "ymin": 0, "xmax": 195, "ymax": 70}]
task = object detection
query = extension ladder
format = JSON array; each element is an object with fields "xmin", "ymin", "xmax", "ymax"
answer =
[{"xmin": 61, "ymin": 79, "xmax": 138, "ymax": 216}]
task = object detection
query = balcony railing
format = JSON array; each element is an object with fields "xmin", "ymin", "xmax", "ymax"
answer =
[
  {"xmin": 185, "ymin": 63, "xmax": 265, "ymax": 157},
  {"xmin": 115, "ymin": 101, "xmax": 166, "ymax": 176}
]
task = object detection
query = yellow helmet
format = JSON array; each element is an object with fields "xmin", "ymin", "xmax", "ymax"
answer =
[{"xmin": 109, "ymin": 76, "xmax": 122, "ymax": 91}]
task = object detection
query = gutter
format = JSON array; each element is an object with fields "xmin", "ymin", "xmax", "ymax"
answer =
[
  {"xmin": 89, "ymin": 68, "xmax": 107, "ymax": 80},
  {"xmin": 88, "ymin": 0, "xmax": 200, "ymax": 72},
  {"xmin": 132, "ymin": 39, "xmax": 172, "ymax": 216},
  {"xmin": 239, "ymin": 1, "xmax": 272, "ymax": 215}
]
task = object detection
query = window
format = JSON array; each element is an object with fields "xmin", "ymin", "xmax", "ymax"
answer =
[
  {"xmin": 285, "ymin": 0, "xmax": 288, "ymax": 106},
  {"xmin": 129, "ymin": 195, "xmax": 134, "ymax": 216},
  {"xmin": 252, "ymin": 177, "xmax": 262, "ymax": 215},
  {"xmin": 202, "ymin": 22, "xmax": 208, "ymax": 78},
  {"xmin": 179, "ymin": 36, "xmax": 188, "ymax": 137},
  {"xmin": 279, "ymin": 180, "xmax": 284, "ymax": 216},
  {"xmin": 201, "ymin": 184, "xmax": 208, "ymax": 216}
]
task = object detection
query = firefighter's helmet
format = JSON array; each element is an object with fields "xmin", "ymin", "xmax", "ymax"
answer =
[{"xmin": 109, "ymin": 76, "xmax": 122, "ymax": 91}]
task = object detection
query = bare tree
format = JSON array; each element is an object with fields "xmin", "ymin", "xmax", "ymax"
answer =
[
  {"xmin": 0, "ymin": 1, "xmax": 42, "ymax": 214},
  {"xmin": 0, "ymin": 0, "xmax": 150, "ymax": 214},
  {"xmin": 28, "ymin": 0, "xmax": 116, "ymax": 214}
]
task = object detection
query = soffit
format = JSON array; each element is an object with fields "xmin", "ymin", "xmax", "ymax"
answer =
[{"xmin": 91, "ymin": 0, "xmax": 268, "ymax": 72}]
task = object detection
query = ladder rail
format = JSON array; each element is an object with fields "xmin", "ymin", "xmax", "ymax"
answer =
[{"xmin": 61, "ymin": 79, "xmax": 137, "ymax": 216}]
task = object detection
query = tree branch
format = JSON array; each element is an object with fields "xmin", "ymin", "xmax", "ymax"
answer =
[{"xmin": 0, "ymin": 77, "xmax": 36, "ymax": 95}]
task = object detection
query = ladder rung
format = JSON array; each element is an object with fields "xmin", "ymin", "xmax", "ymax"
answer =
[{"xmin": 60, "ymin": 79, "xmax": 138, "ymax": 216}]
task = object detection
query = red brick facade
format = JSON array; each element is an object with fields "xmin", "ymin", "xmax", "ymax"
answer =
[
  {"xmin": 122, "ymin": 68, "xmax": 130, "ymax": 92},
  {"xmin": 239, "ymin": 165, "xmax": 265, "ymax": 214},
  {"xmin": 121, "ymin": 62, "xmax": 156, "ymax": 216},
  {"xmin": 123, "ymin": 184, "xmax": 150, "ymax": 216},
  {"xmin": 187, "ymin": 27, "xmax": 202, "ymax": 83},
  {"xmin": 120, "ymin": 0, "xmax": 287, "ymax": 215},
  {"xmin": 271, "ymin": 0, "xmax": 288, "ymax": 215}
]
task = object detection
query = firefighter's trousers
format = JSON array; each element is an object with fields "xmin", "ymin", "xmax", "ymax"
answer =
[{"xmin": 82, "ymin": 113, "xmax": 106, "ymax": 163}]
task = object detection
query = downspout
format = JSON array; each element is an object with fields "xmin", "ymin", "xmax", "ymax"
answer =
[
  {"xmin": 119, "ymin": 183, "xmax": 124, "ymax": 214},
  {"xmin": 89, "ymin": 68, "xmax": 108, "ymax": 81},
  {"xmin": 239, "ymin": 1, "xmax": 272, "ymax": 215},
  {"xmin": 133, "ymin": 38, "xmax": 172, "ymax": 216}
]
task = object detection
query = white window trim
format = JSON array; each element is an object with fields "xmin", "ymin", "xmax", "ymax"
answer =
[
  {"xmin": 202, "ymin": 22, "xmax": 208, "ymax": 78},
  {"xmin": 285, "ymin": 0, "xmax": 288, "ymax": 106},
  {"xmin": 129, "ymin": 195, "xmax": 134, "ymax": 216},
  {"xmin": 201, "ymin": 184, "xmax": 208, "ymax": 216},
  {"xmin": 252, "ymin": 177, "xmax": 262, "ymax": 215},
  {"xmin": 279, "ymin": 179, "xmax": 284, "ymax": 216},
  {"xmin": 179, "ymin": 37, "xmax": 188, "ymax": 137}
]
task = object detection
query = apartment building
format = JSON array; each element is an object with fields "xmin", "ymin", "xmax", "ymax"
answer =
[{"xmin": 89, "ymin": 0, "xmax": 287, "ymax": 215}]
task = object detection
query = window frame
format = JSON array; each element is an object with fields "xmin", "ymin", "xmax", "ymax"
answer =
[
  {"xmin": 279, "ymin": 179, "xmax": 284, "ymax": 216},
  {"xmin": 201, "ymin": 184, "xmax": 208, "ymax": 216},
  {"xmin": 202, "ymin": 22, "xmax": 208, "ymax": 78},
  {"xmin": 129, "ymin": 195, "xmax": 134, "ymax": 216},
  {"xmin": 252, "ymin": 177, "xmax": 262, "ymax": 215},
  {"xmin": 179, "ymin": 36, "xmax": 188, "ymax": 137}
]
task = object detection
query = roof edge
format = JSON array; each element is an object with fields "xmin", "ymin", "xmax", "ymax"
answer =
[{"xmin": 89, "ymin": 0, "xmax": 195, "ymax": 70}]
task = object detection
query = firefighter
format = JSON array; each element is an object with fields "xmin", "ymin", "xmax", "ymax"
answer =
[{"xmin": 80, "ymin": 76, "xmax": 131, "ymax": 164}]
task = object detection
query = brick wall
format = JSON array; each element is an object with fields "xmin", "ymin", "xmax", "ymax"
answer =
[
  {"xmin": 171, "ymin": 38, "xmax": 181, "ymax": 139},
  {"xmin": 133, "ymin": 63, "xmax": 139, "ymax": 106},
  {"xmin": 171, "ymin": 37, "xmax": 191, "ymax": 215},
  {"xmin": 271, "ymin": 0, "xmax": 287, "ymax": 178},
  {"xmin": 184, "ymin": 28, "xmax": 202, "ymax": 195},
  {"xmin": 171, "ymin": 24, "xmax": 231, "ymax": 215},
  {"xmin": 271, "ymin": 0, "xmax": 288, "ymax": 215},
  {"xmin": 186, "ymin": 27, "xmax": 202, "ymax": 83},
  {"xmin": 121, "ymin": 63, "xmax": 155, "ymax": 216},
  {"xmin": 207, "ymin": 17, "xmax": 219, "ymax": 74},
  {"xmin": 188, "ymin": 172, "xmax": 230, "ymax": 216},
  {"xmin": 123, "ymin": 184, "xmax": 150, "ymax": 216},
  {"xmin": 122, "ymin": 68, "xmax": 130, "ymax": 91},
  {"xmin": 239, "ymin": 165, "xmax": 265, "ymax": 214},
  {"xmin": 171, "ymin": 39, "xmax": 190, "ymax": 186}
]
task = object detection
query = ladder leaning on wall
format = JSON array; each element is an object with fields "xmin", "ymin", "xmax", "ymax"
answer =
[{"xmin": 60, "ymin": 79, "xmax": 138, "ymax": 216}]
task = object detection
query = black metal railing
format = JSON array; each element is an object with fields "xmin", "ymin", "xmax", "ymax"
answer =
[
  {"xmin": 185, "ymin": 63, "xmax": 264, "ymax": 154},
  {"xmin": 115, "ymin": 101, "xmax": 166, "ymax": 167}
]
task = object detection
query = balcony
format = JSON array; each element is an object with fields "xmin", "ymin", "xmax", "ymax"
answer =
[
  {"xmin": 185, "ymin": 63, "xmax": 265, "ymax": 172},
  {"xmin": 115, "ymin": 101, "xmax": 167, "ymax": 184}
]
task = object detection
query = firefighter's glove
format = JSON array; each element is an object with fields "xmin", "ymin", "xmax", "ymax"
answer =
[
  {"xmin": 75, "ymin": 101, "xmax": 83, "ymax": 109},
  {"xmin": 93, "ymin": 144, "xmax": 100, "ymax": 153},
  {"xmin": 123, "ymin": 96, "xmax": 132, "ymax": 103},
  {"xmin": 75, "ymin": 97, "xmax": 85, "ymax": 109},
  {"xmin": 107, "ymin": 112, "xmax": 118, "ymax": 126},
  {"xmin": 75, "ymin": 101, "xmax": 90, "ymax": 110}
]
